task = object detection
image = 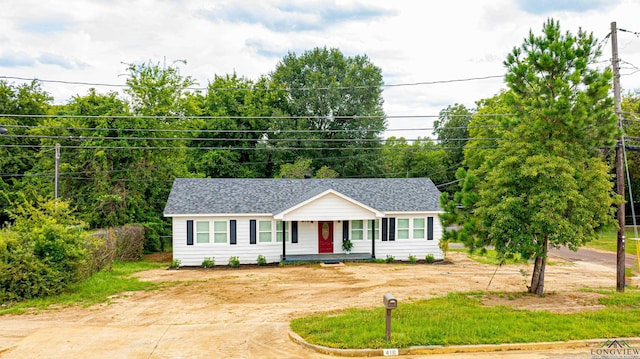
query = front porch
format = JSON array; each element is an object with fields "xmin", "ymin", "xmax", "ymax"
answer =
[{"xmin": 281, "ymin": 252, "xmax": 373, "ymax": 264}]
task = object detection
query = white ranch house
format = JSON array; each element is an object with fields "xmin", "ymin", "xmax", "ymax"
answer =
[{"xmin": 163, "ymin": 178, "xmax": 444, "ymax": 266}]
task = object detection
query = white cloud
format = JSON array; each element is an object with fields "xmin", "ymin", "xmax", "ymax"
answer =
[
  {"xmin": 514, "ymin": 0, "xmax": 617, "ymax": 14},
  {"xmin": 0, "ymin": 0, "xmax": 638, "ymax": 141},
  {"xmin": 203, "ymin": 0, "xmax": 395, "ymax": 32}
]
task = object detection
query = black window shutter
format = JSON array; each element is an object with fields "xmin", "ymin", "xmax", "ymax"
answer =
[
  {"xmin": 389, "ymin": 218, "xmax": 396, "ymax": 241},
  {"xmin": 342, "ymin": 221, "xmax": 349, "ymax": 241},
  {"xmin": 292, "ymin": 221, "xmax": 298, "ymax": 243},
  {"xmin": 381, "ymin": 218, "xmax": 388, "ymax": 241},
  {"xmin": 250, "ymin": 220, "xmax": 256, "ymax": 244},
  {"xmin": 427, "ymin": 217, "xmax": 434, "ymax": 241},
  {"xmin": 230, "ymin": 220, "xmax": 237, "ymax": 245},
  {"xmin": 186, "ymin": 220, "xmax": 194, "ymax": 245}
]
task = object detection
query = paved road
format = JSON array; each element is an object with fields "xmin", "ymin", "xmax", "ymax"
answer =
[
  {"xmin": 549, "ymin": 246, "xmax": 638, "ymax": 269},
  {"xmin": 451, "ymin": 242, "xmax": 638, "ymax": 269}
]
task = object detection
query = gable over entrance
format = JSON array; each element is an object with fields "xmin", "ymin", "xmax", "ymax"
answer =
[{"xmin": 274, "ymin": 189, "xmax": 382, "ymax": 221}]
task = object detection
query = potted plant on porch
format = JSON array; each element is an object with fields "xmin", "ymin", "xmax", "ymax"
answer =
[{"xmin": 342, "ymin": 238, "xmax": 353, "ymax": 254}]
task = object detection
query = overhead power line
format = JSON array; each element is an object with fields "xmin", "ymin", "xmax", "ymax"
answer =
[
  {"xmin": 0, "ymin": 113, "xmax": 511, "ymax": 120},
  {"xmin": 0, "ymin": 74, "xmax": 504, "ymax": 92},
  {"xmin": 0, "ymin": 143, "xmax": 498, "ymax": 151},
  {"xmin": 0, "ymin": 133, "xmax": 501, "ymax": 143},
  {"xmin": 0, "ymin": 123, "xmax": 498, "ymax": 134}
]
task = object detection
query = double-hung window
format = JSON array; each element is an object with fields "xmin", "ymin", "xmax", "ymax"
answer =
[
  {"xmin": 367, "ymin": 219, "xmax": 380, "ymax": 240},
  {"xmin": 259, "ymin": 221, "xmax": 272, "ymax": 243},
  {"xmin": 213, "ymin": 221, "xmax": 227, "ymax": 243},
  {"xmin": 196, "ymin": 221, "xmax": 210, "ymax": 243},
  {"xmin": 397, "ymin": 218, "xmax": 410, "ymax": 240},
  {"xmin": 413, "ymin": 218, "xmax": 425, "ymax": 239},
  {"xmin": 276, "ymin": 221, "xmax": 288, "ymax": 242},
  {"xmin": 351, "ymin": 220, "xmax": 364, "ymax": 240}
]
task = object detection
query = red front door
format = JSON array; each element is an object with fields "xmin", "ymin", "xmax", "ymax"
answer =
[{"xmin": 318, "ymin": 221, "xmax": 334, "ymax": 253}]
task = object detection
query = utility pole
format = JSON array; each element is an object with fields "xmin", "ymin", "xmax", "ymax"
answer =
[
  {"xmin": 55, "ymin": 143, "xmax": 60, "ymax": 200},
  {"xmin": 611, "ymin": 22, "xmax": 625, "ymax": 292}
]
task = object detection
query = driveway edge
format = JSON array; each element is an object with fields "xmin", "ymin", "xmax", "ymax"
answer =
[{"xmin": 288, "ymin": 332, "xmax": 640, "ymax": 357}]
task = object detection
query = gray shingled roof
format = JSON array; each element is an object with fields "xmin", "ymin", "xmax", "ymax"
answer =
[{"xmin": 163, "ymin": 178, "xmax": 442, "ymax": 216}]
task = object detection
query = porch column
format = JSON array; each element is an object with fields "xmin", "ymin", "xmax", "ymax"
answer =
[
  {"xmin": 282, "ymin": 220, "xmax": 286, "ymax": 261},
  {"xmin": 371, "ymin": 219, "xmax": 376, "ymax": 259}
]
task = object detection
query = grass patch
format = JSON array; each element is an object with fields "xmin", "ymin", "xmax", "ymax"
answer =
[
  {"xmin": 0, "ymin": 260, "xmax": 164, "ymax": 315},
  {"xmin": 588, "ymin": 226, "xmax": 638, "ymax": 255},
  {"xmin": 450, "ymin": 248, "xmax": 528, "ymax": 265},
  {"xmin": 290, "ymin": 289, "xmax": 640, "ymax": 349}
]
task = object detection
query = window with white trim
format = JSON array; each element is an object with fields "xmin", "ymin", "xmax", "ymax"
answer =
[
  {"xmin": 367, "ymin": 219, "xmax": 380, "ymax": 240},
  {"xmin": 259, "ymin": 220, "xmax": 272, "ymax": 242},
  {"xmin": 196, "ymin": 221, "xmax": 210, "ymax": 243},
  {"xmin": 213, "ymin": 221, "xmax": 227, "ymax": 243},
  {"xmin": 413, "ymin": 218, "xmax": 425, "ymax": 239},
  {"xmin": 397, "ymin": 218, "xmax": 410, "ymax": 239},
  {"xmin": 351, "ymin": 220, "xmax": 364, "ymax": 240},
  {"xmin": 276, "ymin": 221, "xmax": 289, "ymax": 242}
]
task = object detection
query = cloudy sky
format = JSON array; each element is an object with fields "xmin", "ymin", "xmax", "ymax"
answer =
[{"xmin": 1, "ymin": 0, "xmax": 640, "ymax": 138}]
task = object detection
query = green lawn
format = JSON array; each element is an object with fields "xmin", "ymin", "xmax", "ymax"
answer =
[
  {"xmin": 0, "ymin": 260, "xmax": 165, "ymax": 315},
  {"xmin": 449, "ymin": 248, "xmax": 528, "ymax": 265},
  {"xmin": 290, "ymin": 290, "xmax": 640, "ymax": 349},
  {"xmin": 587, "ymin": 226, "xmax": 639, "ymax": 255}
]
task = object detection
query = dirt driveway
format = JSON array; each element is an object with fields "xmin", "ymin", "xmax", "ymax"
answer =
[{"xmin": 0, "ymin": 252, "xmax": 633, "ymax": 359}]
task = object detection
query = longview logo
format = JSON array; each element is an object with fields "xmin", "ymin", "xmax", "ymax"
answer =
[{"xmin": 591, "ymin": 339, "xmax": 640, "ymax": 359}]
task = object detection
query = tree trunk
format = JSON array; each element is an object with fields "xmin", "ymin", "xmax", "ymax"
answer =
[{"xmin": 528, "ymin": 237, "xmax": 548, "ymax": 296}]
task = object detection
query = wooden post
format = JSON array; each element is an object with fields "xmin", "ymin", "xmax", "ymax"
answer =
[
  {"xmin": 55, "ymin": 143, "xmax": 60, "ymax": 199},
  {"xmin": 385, "ymin": 308, "xmax": 392, "ymax": 341},
  {"xmin": 611, "ymin": 21, "xmax": 625, "ymax": 292}
]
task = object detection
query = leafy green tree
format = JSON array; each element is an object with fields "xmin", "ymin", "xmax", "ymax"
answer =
[
  {"xmin": 381, "ymin": 136, "xmax": 447, "ymax": 182},
  {"xmin": 119, "ymin": 62, "xmax": 195, "ymax": 248},
  {"xmin": 188, "ymin": 74, "xmax": 277, "ymax": 178},
  {"xmin": 441, "ymin": 19, "xmax": 619, "ymax": 295},
  {"xmin": 276, "ymin": 158, "xmax": 339, "ymax": 178},
  {"xmin": 269, "ymin": 47, "xmax": 386, "ymax": 177},
  {"xmin": 33, "ymin": 89, "xmax": 138, "ymax": 227},
  {"xmin": 0, "ymin": 80, "xmax": 52, "ymax": 225},
  {"xmin": 463, "ymin": 92, "xmax": 512, "ymax": 171},
  {"xmin": 621, "ymin": 92, "xmax": 640, "ymax": 218},
  {"xmin": 382, "ymin": 137, "xmax": 411, "ymax": 177},
  {"xmin": 277, "ymin": 158, "xmax": 314, "ymax": 179},
  {"xmin": 434, "ymin": 104, "xmax": 473, "ymax": 188},
  {"xmin": 124, "ymin": 60, "xmax": 197, "ymax": 116},
  {"xmin": 315, "ymin": 165, "xmax": 339, "ymax": 178},
  {"xmin": 410, "ymin": 139, "xmax": 448, "ymax": 183}
]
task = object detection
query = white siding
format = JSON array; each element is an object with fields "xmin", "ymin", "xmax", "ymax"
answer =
[
  {"xmin": 282, "ymin": 192, "xmax": 376, "ymax": 221},
  {"xmin": 373, "ymin": 214, "xmax": 444, "ymax": 260},
  {"xmin": 171, "ymin": 214, "xmax": 444, "ymax": 265}
]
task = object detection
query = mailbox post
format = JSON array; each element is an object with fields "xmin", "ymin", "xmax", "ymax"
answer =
[{"xmin": 383, "ymin": 293, "xmax": 397, "ymax": 341}]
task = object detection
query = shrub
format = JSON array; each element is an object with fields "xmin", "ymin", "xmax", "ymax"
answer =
[
  {"xmin": 169, "ymin": 259, "xmax": 181, "ymax": 269},
  {"xmin": 0, "ymin": 233, "xmax": 63, "ymax": 301},
  {"xmin": 228, "ymin": 256, "xmax": 240, "ymax": 268},
  {"xmin": 257, "ymin": 254, "xmax": 267, "ymax": 266},
  {"xmin": 202, "ymin": 257, "xmax": 215, "ymax": 268},
  {"xmin": 385, "ymin": 255, "xmax": 395, "ymax": 263},
  {"xmin": 87, "ymin": 224, "xmax": 146, "ymax": 275},
  {"xmin": 408, "ymin": 254, "xmax": 417, "ymax": 263},
  {"xmin": 425, "ymin": 253, "xmax": 436, "ymax": 263},
  {"xmin": 0, "ymin": 198, "xmax": 89, "ymax": 302},
  {"xmin": 115, "ymin": 225, "xmax": 145, "ymax": 261},
  {"xmin": 438, "ymin": 238, "xmax": 450, "ymax": 259},
  {"xmin": 142, "ymin": 221, "xmax": 165, "ymax": 253}
]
